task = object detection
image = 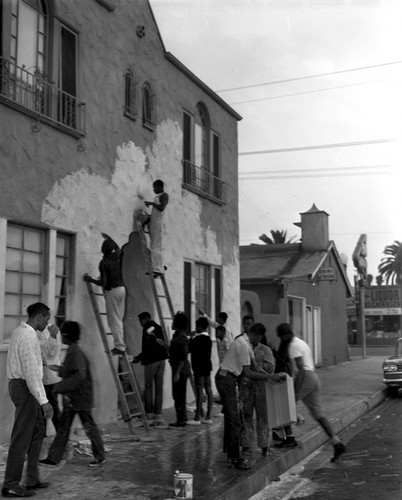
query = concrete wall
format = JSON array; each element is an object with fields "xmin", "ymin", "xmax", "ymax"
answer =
[{"xmin": 0, "ymin": 0, "xmax": 240, "ymax": 442}]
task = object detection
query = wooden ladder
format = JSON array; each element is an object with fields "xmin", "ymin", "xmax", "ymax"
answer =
[
  {"xmin": 85, "ymin": 280, "xmax": 149, "ymax": 433},
  {"xmin": 135, "ymin": 215, "xmax": 196, "ymax": 401},
  {"xmin": 135, "ymin": 216, "xmax": 175, "ymax": 343}
]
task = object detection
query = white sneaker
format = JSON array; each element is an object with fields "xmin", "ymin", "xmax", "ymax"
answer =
[
  {"xmin": 216, "ymin": 412, "xmax": 224, "ymax": 418},
  {"xmin": 186, "ymin": 420, "xmax": 201, "ymax": 426},
  {"xmin": 202, "ymin": 419, "xmax": 213, "ymax": 425}
]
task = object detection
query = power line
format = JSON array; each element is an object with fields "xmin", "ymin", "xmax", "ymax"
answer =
[
  {"xmin": 241, "ymin": 171, "xmax": 390, "ymax": 180},
  {"xmin": 228, "ymin": 79, "xmax": 387, "ymax": 105},
  {"xmin": 239, "ymin": 190, "xmax": 280, "ymax": 229},
  {"xmin": 332, "ymin": 231, "xmax": 397, "ymax": 236},
  {"xmin": 239, "ymin": 165, "xmax": 391, "ymax": 180},
  {"xmin": 239, "ymin": 192, "xmax": 270, "ymax": 222},
  {"xmin": 216, "ymin": 61, "xmax": 402, "ymax": 93},
  {"xmin": 239, "ymin": 138, "xmax": 395, "ymax": 156},
  {"xmin": 239, "ymin": 197, "xmax": 271, "ymax": 227}
]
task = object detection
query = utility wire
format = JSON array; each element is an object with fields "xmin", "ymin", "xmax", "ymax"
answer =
[
  {"xmin": 216, "ymin": 61, "xmax": 402, "ymax": 93},
  {"xmin": 332, "ymin": 231, "xmax": 397, "ymax": 236},
  {"xmin": 239, "ymin": 138, "xmax": 395, "ymax": 156},
  {"xmin": 239, "ymin": 165, "xmax": 391, "ymax": 180},
  {"xmin": 239, "ymin": 192, "xmax": 270, "ymax": 222},
  {"xmin": 228, "ymin": 79, "xmax": 387, "ymax": 105},
  {"xmin": 240, "ymin": 170, "xmax": 390, "ymax": 180},
  {"xmin": 239, "ymin": 191, "xmax": 275, "ymax": 227},
  {"xmin": 239, "ymin": 190, "xmax": 280, "ymax": 229},
  {"xmin": 239, "ymin": 197, "xmax": 271, "ymax": 227}
]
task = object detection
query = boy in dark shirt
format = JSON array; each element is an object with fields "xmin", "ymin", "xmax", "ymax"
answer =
[
  {"xmin": 132, "ymin": 312, "xmax": 168, "ymax": 424},
  {"xmin": 40, "ymin": 321, "xmax": 105, "ymax": 467},
  {"xmin": 168, "ymin": 312, "xmax": 191, "ymax": 427},
  {"xmin": 187, "ymin": 317, "xmax": 213, "ymax": 425}
]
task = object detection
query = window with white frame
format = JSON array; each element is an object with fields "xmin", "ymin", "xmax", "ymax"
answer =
[
  {"xmin": 4, "ymin": 225, "xmax": 45, "ymax": 339},
  {"xmin": 54, "ymin": 233, "xmax": 70, "ymax": 327},
  {"xmin": 0, "ymin": 220, "xmax": 72, "ymax": 342},
  {"xmin": 183, "ymin": 260, "xmax": 221, "ymax": 332},
  {"xmin": 288, "ymin": 295, "xmax": 306, "ymax": 339}
]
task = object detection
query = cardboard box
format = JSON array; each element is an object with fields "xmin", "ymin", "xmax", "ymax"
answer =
[{"xmin": 266, "ymin": 374, "xmax": 297, "ymax": 428}]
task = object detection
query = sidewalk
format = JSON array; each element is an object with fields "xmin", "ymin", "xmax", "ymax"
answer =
[{"xmin": 0, "ymin": 356, "xmax": 387, "ymax": 500}]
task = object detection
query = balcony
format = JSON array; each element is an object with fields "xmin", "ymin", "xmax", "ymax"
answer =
[
  {"xmin": 182, "ymin": 159, "xmax": 225, "ymax": 204},
  {"xmin": 0, "ymin": 56, "xmax": 85, "ymax": 136}
]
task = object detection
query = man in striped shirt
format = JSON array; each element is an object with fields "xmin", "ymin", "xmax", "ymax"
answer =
[{"xmin": 2, "ymin": 303, "xmax": 53, "ymax": 498}]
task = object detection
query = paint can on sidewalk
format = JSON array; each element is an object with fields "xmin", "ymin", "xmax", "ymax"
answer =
[{"xmin": 173, "ymin": 470, "xmax": 193, "ymax": 499}]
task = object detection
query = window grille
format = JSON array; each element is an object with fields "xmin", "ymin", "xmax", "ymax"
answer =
[
  {"xmin": 124, "ymin": 70, "xmax": 137, "ymax": 119},
  {"xmin": 142, "ymin": 82, "xmax": 154, "ymax": 129},
  {"xmin": 2, "ymin": 223, "xmax": 72, "ymax": 342}
]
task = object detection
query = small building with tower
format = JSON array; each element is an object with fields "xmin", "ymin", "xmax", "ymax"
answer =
[{"xmin": 241, "ymin": 204, "xmax": 353, "ymax": 367}]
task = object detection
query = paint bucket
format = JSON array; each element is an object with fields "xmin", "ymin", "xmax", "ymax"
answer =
[{"xmin": 173, "ymin": 470, "xmax": 193, "ymax": 499}]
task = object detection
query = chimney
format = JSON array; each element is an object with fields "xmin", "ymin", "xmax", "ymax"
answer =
[{"xmin": 294, "ymin": 204, "xmax": 329, "ymax": 252}]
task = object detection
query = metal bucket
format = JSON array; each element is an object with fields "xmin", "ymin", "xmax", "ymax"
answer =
[{"xmin": 173, "ymin": 470, "xmax": 193, "ymax": 499}]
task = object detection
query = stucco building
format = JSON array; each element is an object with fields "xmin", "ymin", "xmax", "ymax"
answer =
[
  {"xmin": 241, "ymin": 205, "xmax": 353, "ymax": 367},
  {"xmin": 0, "ymin": 0, "xmax": 241, "ymax": 442}
]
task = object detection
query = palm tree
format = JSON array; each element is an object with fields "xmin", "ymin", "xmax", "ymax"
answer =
[
  {"xmin": 259, "ymin": 229, "xmax": 297, "ymax": 245},
  {"xmin": 378, "ymin": 240, "xmax": 402, "ymax": 285},
  {"xmin": 375, "ymin": 275, "xmax": 383, "ymax": 286}
]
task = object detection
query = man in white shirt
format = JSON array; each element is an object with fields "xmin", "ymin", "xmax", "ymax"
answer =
[
  {"xmin": 2, "ymin": 303, "xmax": 53, "ymax": 498},
  {"xmin": 215, "ymin": 325, "xmax": 286, "ymax": 470},
  {"xmin": 277, "ymin": 323, "xmax": 346, "ymax": 462},
  {"xmin": 37, "ymin": 324, "xmax": 62, "ymax": 433}
]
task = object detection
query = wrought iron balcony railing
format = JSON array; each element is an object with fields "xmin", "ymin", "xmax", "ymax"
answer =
[
  {"xmin": 182, "ymin": 160, "xmax": 225, "ymax": 204},
  {"xmin": 0, "ymin": 56, "xmax": 85, "ymax": 135}
]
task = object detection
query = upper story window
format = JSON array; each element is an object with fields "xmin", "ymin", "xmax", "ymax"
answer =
[
  {"xmin": 10, "ymin": 0, "xmax": 47, "ymax": 74},
  {"xmin": 142, "ymin": 81, "xmax": 154, "ymax": 130},
  {"xmin": 124, "ymin": 69, "xmax": 137, "ymax": 120},
  {"xmin": 182, "ymin": 103, "xmax": 224, "ymax": 204},
  {"xmin": 194, "ymin": 104, "xmax": 209, "ymax": 169},
  {"xmin": 0, "ymin": 220, "xmax": 73, "ymax": 342},
  {"xmin": 0, "ymin": 0, "xmax": 85, "ymax": 135}
]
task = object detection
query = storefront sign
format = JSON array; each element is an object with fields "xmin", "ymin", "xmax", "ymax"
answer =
[
  {"xmin": 318, "ymin": 267, "xmax": 336, "ymax": 280},
  {"xmin": 364, "ymin": 286, "xmax": 402, "ymax": 315}
]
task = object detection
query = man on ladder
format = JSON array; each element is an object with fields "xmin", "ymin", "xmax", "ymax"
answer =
[
  {"xmin": 143, "ymin": 179, "xmax": 169, "ymax": 276},
  {"xmin": 84, "ymin": 235, "xmax": 126, "ymax": 356}
]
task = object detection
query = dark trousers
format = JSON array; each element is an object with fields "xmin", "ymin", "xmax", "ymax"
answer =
[
  {"xmin": 47, "ymin": 407, "xmax": 104, "ymax": 464},
  {"xmin": 194, "ymin": 374, "xmax": 213, "ymax": 420},
  {"xmin": 172, "ymin": 369, "xmax": 189, "ymax": 424},
  {"xmin": 144, "ymin": 360, "xmax": 165, "ymax": 415},
  {"xmin": 215, "ymin": 372, "xmax": 241, "ymax": 460},
  {"xmin": 45, "ymin": 384, "xmax": 61, "ymax": 433},
  {"xmin": 3, "ymin": 379, "xmax": 45, "ymax": 488}
]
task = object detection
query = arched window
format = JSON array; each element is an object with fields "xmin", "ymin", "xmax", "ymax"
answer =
[
  {"xmin": 194, "ymin": 103, "xmax": 209, "ymax": 168},
  {"xmin": 241, "ymin": 301, "xmax": 254, "ymax": 319},
  {"xmin": 124, "ymin": 69, "xmax": 137, "ymax": 119},
  {"xmin": 142, "ymin": 81, "xmax": 154, "ymax": 129}
]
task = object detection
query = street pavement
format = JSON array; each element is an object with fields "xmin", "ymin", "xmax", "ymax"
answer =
[
  {"xmin": 251, "ymin": 396, "xmax": 402, "ymax": 499},
  {"xmin": 0, "ymin": 355, "xmax": 387, "ymax": 500}
]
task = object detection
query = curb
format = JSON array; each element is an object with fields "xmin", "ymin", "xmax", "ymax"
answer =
[{"xmin": 214, "ymin": 387, "xmax": 387, "ymax": 500}]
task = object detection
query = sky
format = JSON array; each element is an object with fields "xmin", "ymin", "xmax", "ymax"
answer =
[{"xmin": 150, "ymin": 0, "xmax": 402, "ymax": 283}]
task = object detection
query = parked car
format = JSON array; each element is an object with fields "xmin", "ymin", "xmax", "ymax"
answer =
[{"xmin": 382, "ymin": 338, "xmax": 402, "ymax": 397}]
